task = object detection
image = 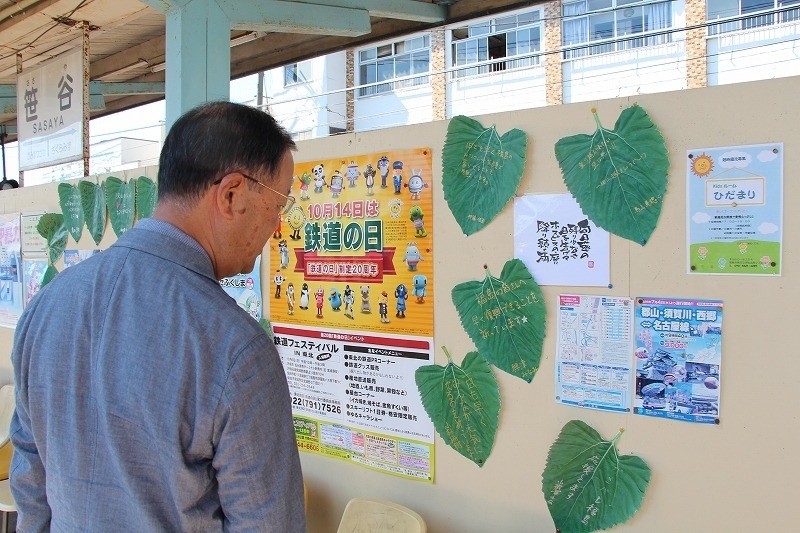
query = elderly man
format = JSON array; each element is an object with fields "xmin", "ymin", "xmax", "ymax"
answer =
[{"xmin": 10, "ymin": 101, "xmax": 305, "ymax": 531}]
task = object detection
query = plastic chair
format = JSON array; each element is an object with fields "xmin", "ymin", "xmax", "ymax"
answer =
[
  {"xmin": 0, "ymin": 385, "xmax": 14, "ymax": 482},
  {"xmin": 0, "ymin": 479, "xmax": 14, "ymax": 533},
  {"xmin": 337, "ymin": 498, "xmax": 426, "ymax": 533}
]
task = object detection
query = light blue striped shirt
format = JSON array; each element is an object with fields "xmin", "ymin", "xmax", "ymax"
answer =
[{"xmin": 11, "ymin": 218, "xmax": 305, "ymax": 532}]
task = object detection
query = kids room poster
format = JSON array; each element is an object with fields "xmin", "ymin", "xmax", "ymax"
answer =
[{"xmin": 687, "ymin": 143, "xmax": 782, "ymax": 275}]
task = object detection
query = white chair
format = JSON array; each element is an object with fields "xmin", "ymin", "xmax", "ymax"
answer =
[
  {"xmin": 0, "ymin": 479, "xmax": 14, "ymax": 533},
  {"xmin": 0, "ymin": 385, "xmax": 14, "ymax": 447},
  {"xmin": 337, "ymin": 498, "xmax": 426, "ymax": 533},
  {"xmin": 0, "ymin": 385, "xmax": 15, "ymax": 532}
]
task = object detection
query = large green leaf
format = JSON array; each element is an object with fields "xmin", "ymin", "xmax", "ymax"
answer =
[
  {"xmin": 554, "ymin": 105, "xmax": 669, "ymax": 245},
  {"xmin": 259, "ymin": 318, "xmax": 274, "ymax": 341},
  {"xmin": 41, "ymin": 264, "xmax": 59, "ymax": 288},
  {"xmin": 415, "ymin": 348, "xmax": 500, "ymax": 467},
  {"xmin": 451, "ymin": 259, "xmax": 545, "ymax": 382},
  {"xmin": 79, "ymin": 180, "xmax": 106, "ymax": 245},
  {"xmin": 442, "ymin": 115, "xmax": 527, "ymax": 236},
  {"xmin": 105, "ymin": 176, "xmax": 136, "ymax": 237},
  {"xmin": 136, "ymin": 176, "xmax": 158, "ymax": 220},
  {"xmin": 57, "ymin": 183, "xmax": 84, "ymax": 242},
  {"xmin": 542, "ymin": 420, "xmax": 650, "ymax": 532},
  {"xmin": 36, "ymin": 213, "xmax": 67, "ymax": 264}
]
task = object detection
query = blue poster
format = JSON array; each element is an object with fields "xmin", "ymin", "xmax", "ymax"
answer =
[
  {"xmin": 220, "ymin": 256, "xmax": 263, "ymax": 321},
  {"xmin": 634, "ymin": 297, "xmax": 723, "ymax": 424},
  {"xmin": 687, "ymin": 143, "xmax": 783, "ymax": 275}
]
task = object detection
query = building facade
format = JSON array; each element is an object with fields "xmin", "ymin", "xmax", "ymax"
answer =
[{"xmin": 259, "ymin": 0, "xmax": 800, "ymax": 136}]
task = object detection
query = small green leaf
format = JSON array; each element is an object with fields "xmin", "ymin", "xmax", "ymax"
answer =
[
  {"xmin": 259, "ymin": 318, "xmax": 274, "ymax": 341},
  {"xmin": 105, "ymin": 176, "xmax": 136, "ymax": 237},
  {"xmin": 415, "ymin": 348, "xmax": 500, "ymax": 467},
  {"xmin": 36, "ymin": 213, "xmax": 68, "ymax": 264},
  {"xmin": 543, "ymin": 420, "xmax": 651, "ymax": 532},
  {"xmin": 58, "ymin": 183, "xmax": 84, "ymax": 242},
  {"xmin": 136, "ymin": 176, "xmax": 158, "ymax": 220},
  {"xmin": 555, "ymin": 105, "xmax": 669, "ymax": 245},
  {"xmin": 442, "ymin": 115, "xmax": 527, "ymax": 236},
  {"xmin": 451, "ymin": 259, "xmax": 545, "ymax": 382},
  {"xmin": 41, "ymin": 265, "xmax": 58, "ymax": 288},
  {"xmin": 79, "ymin": 180, "xmax": 107, "ymax": 245}
]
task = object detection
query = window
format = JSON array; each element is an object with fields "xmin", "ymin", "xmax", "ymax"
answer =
[
  {"xmin": 291, "ymin": 130, "xmax": 313, "ymax": 141},
  {"xmin": 562, "ymin": 0, "xmax": 672, "ymax": 59},
  {"xmin": 451, "ymin": 10, "xmax": 543, "ymax": 79},
  {"xmin": 284, "ymin": 63, "xmax": 301, "ymax": 86},
  {"xmin": 707, "ymin": 0, "xmax": 800, "ymax": 35},
  {"xmin": 358, "ymin": 36, "xmax": 430, "ymax": 96},
  {"xmin": 284, "ymin": 61, "xmax": 312, "ymax": 86}
]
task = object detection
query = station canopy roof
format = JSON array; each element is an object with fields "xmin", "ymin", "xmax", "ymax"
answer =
[{"xmin": 0, "ymin": 0, "xmax": 528, "ymax": 141}]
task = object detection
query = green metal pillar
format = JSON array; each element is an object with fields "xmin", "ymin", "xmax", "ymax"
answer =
[{"xmin": 163, "ymin": 0, "xmax": 230, "ymax": 129}]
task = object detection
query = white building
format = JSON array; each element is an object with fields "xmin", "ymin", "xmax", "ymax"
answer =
[{"xmin": 257, "ymin": 0, "xmax": 800, "ymax": 137}]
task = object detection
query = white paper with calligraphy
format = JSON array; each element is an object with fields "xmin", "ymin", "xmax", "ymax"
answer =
[
  {"xmin": 21, "ymin": 211, "xmax": 48, "ymax": 256},
  {"xmin": 514, "ymin": 194, "xmax": 609, "ymax": 287}
]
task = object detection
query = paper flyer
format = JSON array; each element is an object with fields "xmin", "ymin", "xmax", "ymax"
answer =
[
  {"xmin": 270, "ymin": 148, "xmax": 435, "ymax": 482},
  {"xmin": 634, "ymin": 297, "xmax": 723, "ymax": 424},
  {"xmin": 687, "ymin": 143, "xmax": 782, "ymax": 275},
  {"xmin": 555, "ymin": 294, "xmax": 633, "ymax": 412}
]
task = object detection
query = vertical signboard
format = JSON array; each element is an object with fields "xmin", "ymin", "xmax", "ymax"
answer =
[{"xmin": 16, "ymin": 47, "xmax": 84, "ymax": 171}]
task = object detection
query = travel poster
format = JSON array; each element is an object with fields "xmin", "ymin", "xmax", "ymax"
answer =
[
  {"xmin": 219, "ymin": 256, "xmax": 263, "ymax": 321},
  {"xmin": 634, "ymin": 297, "xmax": 723, "ymax": 424},
  {"xmin": 270, "ymin": 148, "xmax": 435, "ymax": 482},
  {"xmin": 687, "ymin": 143, "xmax": 782, "ymax": 275},
  {"xmin": 0, "ymin": 213, "xmax": 23, "ymax": 328},
  {"xmin": 555, "ymin": 294, "xmax": 633, "ymax": 412},
  {"xmin": 514, "ymin": 194, "xmax": 610, "ymax": 286},
  {"xmin": 63, "ymin": 249, "xmax": 100, "ymax": 268}
]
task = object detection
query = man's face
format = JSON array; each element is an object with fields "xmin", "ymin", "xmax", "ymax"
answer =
[{"xmin": 239, "ymin": 149, "xmax": 294, "ymax": 274}]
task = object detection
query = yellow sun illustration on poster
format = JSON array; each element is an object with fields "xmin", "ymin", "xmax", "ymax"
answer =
[{"xmin": 691, "ymin": 153, "xmax": 713, "ymax": 177}]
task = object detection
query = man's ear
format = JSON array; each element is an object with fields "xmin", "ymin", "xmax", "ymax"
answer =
[{"xmin": 212, "ymin": 173, "xmax": 247, "ymax": 219}]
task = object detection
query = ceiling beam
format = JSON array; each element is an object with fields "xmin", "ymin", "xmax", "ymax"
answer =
[
  {"xmin": 0, "ymin": 0, "xmax": 62, "ymax": 33},
  {"xmin": 285, "ymin": 0, "xmax": 446, "ymax": 23},
  {"xmin": 219, "ymin": 1, "xmax": 371, "ymax": 36},
  {"xmin": 90, "ymin": 35, "xmax": 166, "ymax": 79}
]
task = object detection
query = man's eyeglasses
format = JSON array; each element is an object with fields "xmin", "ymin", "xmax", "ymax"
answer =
[{"xmin": 215, "ymin": 173, "xmax": 295, "ymax": 215}]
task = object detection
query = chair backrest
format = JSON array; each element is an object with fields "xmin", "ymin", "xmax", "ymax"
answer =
[
  {"xmin": 337, "ymin": 498, "xmax": 426, "ymax": 533},
  {"xmin": 0, "ymin": 385, "xmax": 14, "ymax": 447}
]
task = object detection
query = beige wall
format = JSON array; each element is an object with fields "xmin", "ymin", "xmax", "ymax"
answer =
[{"xmin": 1, "ymin": 76, "xmax": 798, "ymax": 532}]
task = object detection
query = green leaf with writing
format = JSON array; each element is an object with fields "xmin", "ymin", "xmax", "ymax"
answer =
[
  {"xmin": 451, "ymin": 259, "xmax": 545, "ymax": 382},
  {"xmin": 36, "ymin": 213, "xmax": 67, "ymax": 264},
  {"xmin": 136, "ymin": 176, "xmax": 158, "ymax": 220},
  {"xmin": 58, "ymin": 183, "xmax": 84, "ymax": 242},
  {"xmin": 79, "ymin": 180, "xmax": 106, "ymax": 246},
  {"xmin": 442, "ymin": 115, "xmax": 527, "ymax": 236},
  {"xmin": 105, "ymin": 176, "xmax": 136, "ymax": 238},
  {"xmin": 555, "ymin": 105, "xmax": 668, "ymax": 245},
  {"xmin": 41, "ymin": 264, "xmax": 58, "ymax": 288},
  {"xmin": 415, "ymin": 348, "xmax": 500, "ymax": 467},
  {"xmin": 259, "ymin": 318, "xmax": 274, "ymax": 341},
  {"xmin": 542, "ymin": 420, "xmax": 650, "ymax": 532}
]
